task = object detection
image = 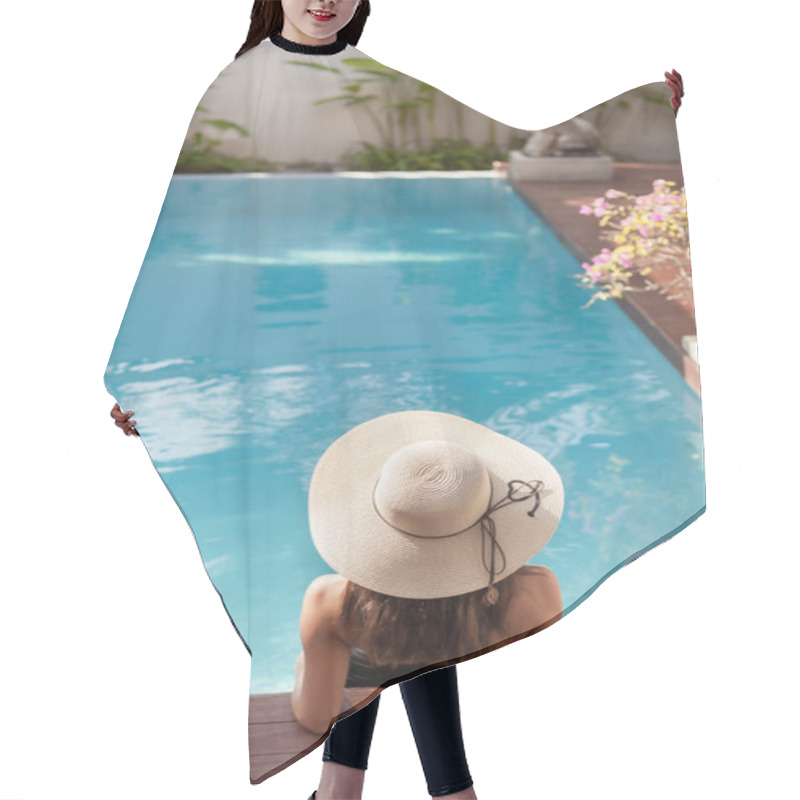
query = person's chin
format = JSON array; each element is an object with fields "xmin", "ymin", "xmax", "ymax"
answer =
[{"xmin": 299, "ymin": 18, "xmax": 341, "ymax": 40}]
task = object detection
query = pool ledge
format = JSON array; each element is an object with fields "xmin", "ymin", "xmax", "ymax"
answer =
[{"xmin": 510, "ymin": 162, "xmax": 701, "ymax": 396}]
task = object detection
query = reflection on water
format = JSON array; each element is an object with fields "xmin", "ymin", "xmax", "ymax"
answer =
[{"xmin": 105, "ymin": 175, "xmax": 704, "ymax": 693}]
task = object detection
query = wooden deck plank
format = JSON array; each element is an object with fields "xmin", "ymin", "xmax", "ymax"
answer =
[
  {"xmin": 248, "ymin": 687, "xmax": 381, "ymax": 784},
  {"xmin": 249, "ymin": 687, "xmax": 380, "ymax": 726}
]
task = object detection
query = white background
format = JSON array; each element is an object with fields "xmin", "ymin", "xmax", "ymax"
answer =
[{"xmin": 2, "ymin": 1, "xmax": 797, "ymax": 798}]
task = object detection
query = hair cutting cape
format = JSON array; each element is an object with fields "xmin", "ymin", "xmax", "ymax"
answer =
[{"xmin": 104, "ymin": 31, "xmax": 705, "ymax": 785}]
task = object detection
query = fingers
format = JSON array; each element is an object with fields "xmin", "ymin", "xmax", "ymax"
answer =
[
  {"xmin": 122, "ymin": 421, "xmax": 139, "ymax": 436},
  {"xmin": 111, "ymin": 403, "xmax": 131, "ymax": 420},
  {"xmin": 664, "ymin": 75, "xmax": 681, "ymax": 95},
  {"xmin": 664, "ymin": 69, "xmax": 684, "ymax": 96},
  {"xmin": 664, "ymin": 68, "xmax": 684, "ymax": 117},
  {"xmin": 115, "ymin": 418, "xmax": 137, "ymax": 434},
  {"xmin": 110, "ymin": 402, "xmax": 140, "ymax": 436}
]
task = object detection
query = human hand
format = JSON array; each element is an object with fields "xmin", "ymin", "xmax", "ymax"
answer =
[
  {"xmin": 665, "ymin": 68, "xmax": 684, "ymax": 116},
  {"xmin": 110, "ymin": 402, "xmax": 139, "ymax": 436}
]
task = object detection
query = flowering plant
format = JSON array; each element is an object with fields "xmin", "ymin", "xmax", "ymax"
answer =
[{"xmin": 574, "ymin": 179, "xmax": 691, "ymax": 307}]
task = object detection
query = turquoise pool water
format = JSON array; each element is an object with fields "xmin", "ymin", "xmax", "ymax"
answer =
[{"xmin": 104, "ymin": 174, "xmax": 705, "ymax": 693}]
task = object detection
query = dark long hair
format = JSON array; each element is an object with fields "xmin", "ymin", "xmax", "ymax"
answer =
[
  {"xmin": 338, "ymin": 570, "xmax": 534, "ymax": 668},
  {"xmin": 236, "ymin": 0, "xmax": 372, "ymax": 59}
]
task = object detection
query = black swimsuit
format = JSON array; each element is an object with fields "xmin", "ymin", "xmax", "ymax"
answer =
[{"xmin": 344, "ymin": 646, "xmax": 432, "ymax": 688}]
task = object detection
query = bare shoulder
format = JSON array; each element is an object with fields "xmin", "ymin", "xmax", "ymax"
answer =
[
  {"xmin": 301, "ymin": 574, "xmax": 350, "ymax": 635},
  {"xmin": 306, "ymin": 572, "xmax": 347, "ymax": 594},
  {"xmin": 517, "ymin": 563, "xmax": 555, "ymax": 578},
  {"xmin": 304, "ymin": 573, "xmax": 348, "ymax": 612},
  {"xmin": 505, "ymin": 565, "xmax": 563, "ymax": 638},
  {"xmin": 523, "ymin": 565, "xmax": 561, "ymax": 602}
]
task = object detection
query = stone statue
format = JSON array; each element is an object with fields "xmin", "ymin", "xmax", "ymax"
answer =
[{"xmin": 522, "ymin": 117, "xmax": 601, "ymax": 157}]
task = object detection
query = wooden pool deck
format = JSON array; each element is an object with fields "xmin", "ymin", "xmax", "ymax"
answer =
[
  {"xmin": 248, "ymin": 686, "xmax": 379, "ymax": 784},
  {"xmin": 509, "ymin": 162, "xmax": 701, "ymax": 395}
]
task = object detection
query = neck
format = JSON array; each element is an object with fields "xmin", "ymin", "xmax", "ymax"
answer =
[
  {"xmin": 270, "ymin": 29, "xmax": 348, "ymax": 55},
  {"xmin": 280, "ymin": 17, "xmax": 337, "ymax": 48}
]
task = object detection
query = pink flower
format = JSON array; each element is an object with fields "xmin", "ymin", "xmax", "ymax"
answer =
[
  {"xmin": 581, "ymin": 261, "xmax": 602, "ymax": 280},
  {"xmin": 638, "ymin": 226, "xmax": 651, "ymax": 236},
  {"xmin": 650, "ymin": 214, "xmax": 663, "ymax": 222},
  {"xmin": 605, "ymin": 189, "xmax": 624, "ymax": 199},
  {"xmin": 584, "ymin": 198, "xmax": 609, "ymax": 218}
]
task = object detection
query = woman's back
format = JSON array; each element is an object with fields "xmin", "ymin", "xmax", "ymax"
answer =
[{"xmin": 331, "ymin": 564, "xmax": 562, "ymax": 669}]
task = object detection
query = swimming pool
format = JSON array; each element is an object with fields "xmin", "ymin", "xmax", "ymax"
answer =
[{"xmin": 104, "ymin": 173, "xmax": 705, "ymax": 693}]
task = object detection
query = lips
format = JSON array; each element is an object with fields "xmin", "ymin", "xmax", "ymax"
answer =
[{"xmin": 308, "ymin": 9, "xmax": 335, "ymax": 20}]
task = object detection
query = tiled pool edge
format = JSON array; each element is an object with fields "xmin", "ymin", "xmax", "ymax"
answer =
[{"xmin": 509, "ymin": 163, "xmax": 701, "ymax": 396}]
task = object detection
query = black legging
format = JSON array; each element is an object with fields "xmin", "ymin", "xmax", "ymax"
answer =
[{"xmin": 323, "ymin": 664, "xmax": 474, "ymax": 797}]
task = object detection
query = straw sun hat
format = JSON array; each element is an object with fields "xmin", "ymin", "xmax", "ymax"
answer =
[{"xmin": 308, "ymin": 410, "xmax": 564, "ymax": 604}]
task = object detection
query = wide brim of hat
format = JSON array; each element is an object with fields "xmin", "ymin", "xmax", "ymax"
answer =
[{"xmin": 308, "ymin": 410, "xmax": 564, "ymax": 599}]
